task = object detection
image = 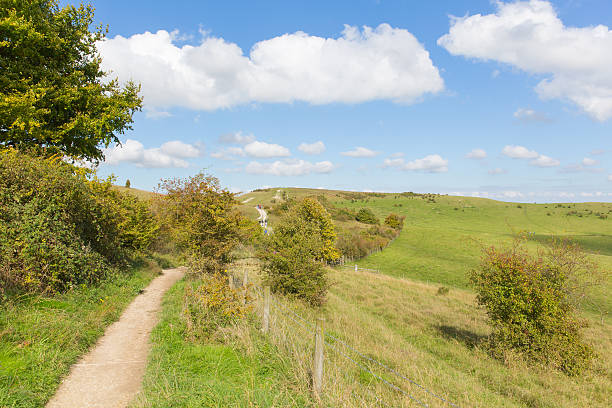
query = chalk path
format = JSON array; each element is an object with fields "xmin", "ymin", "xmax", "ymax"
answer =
[{"xmin": 46, "ymin": 267, "xmax": 185, "ymax": 408}]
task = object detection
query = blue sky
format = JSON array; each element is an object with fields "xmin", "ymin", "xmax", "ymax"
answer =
[{"xmin": 84, "ymin": 0, "xmax": 610, "ymax": 202}]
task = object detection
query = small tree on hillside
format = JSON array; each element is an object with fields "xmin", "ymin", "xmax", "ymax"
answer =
[
  {"xmin": 470, "ymin": 238, "xmax": 603, "ymax": 375},
  {"xmin": 125, "ymin": 179, "xmax": 131, "ymax": 188},
  {"xmin": 156, "ymin": 172, "xmax": 242, "ymax": 274},
  {"xmin": 259, "ymin": 198, "xmax": 338, "ymax": 306}
]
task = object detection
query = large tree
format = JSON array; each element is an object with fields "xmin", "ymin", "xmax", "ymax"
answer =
[{"xmin": 0, "ymin": 0, "xmax": 142, "ymax": 161}]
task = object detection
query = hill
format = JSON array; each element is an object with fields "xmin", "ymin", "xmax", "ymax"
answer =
[{"xmin": 239, "ymin": 188, "xmax": 612, "ymax": 317}]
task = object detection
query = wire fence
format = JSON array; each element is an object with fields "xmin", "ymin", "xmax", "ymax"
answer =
[{"xmin": 246, "ymin": 281, "xmax": 462, "ymax": 408}]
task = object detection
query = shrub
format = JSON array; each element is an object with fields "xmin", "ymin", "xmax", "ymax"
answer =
[
  {"xmin": 384, "ymin": 213, "xmax": 404, "ymax": 230},
  {"xmin": 259, "ymin": 198, "xmax": 334, "ymax": 306},
  {"xmin": 125, "ymin": 179, "xmax": 131, "ymax": 188},
  {"xmin": 156, "ymin": 172, "xmax": 242, "ymax": 275},
  {"xmin": 0, "ymin": 149, "xmax": 157, "ymax": 294},
  {"xmin": 470, "ymin": 239, "xmax": 599, "ymax": 375},
  {"xmin": 183, "ymin": 274, "xmax": 251, "ymax": 340},
  {"xmin": 356, "ymin": 208, "xmax": 378, "ymax": 224},
  {"xmin": 437, "ymin": 286, "xmax": 450, "ymax": 296}
]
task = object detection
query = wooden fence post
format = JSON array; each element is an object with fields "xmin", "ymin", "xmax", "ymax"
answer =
[
  {"xmin": 262, "ymin": 286, "xmax": 270, "ymax": 334},
  {"xmin": 313, "ymin": 317, "xmax": 325, "ymax": 400},
  {"xmin": 228, "ymin": 274, "xmax": 234, "ymax": 290}
]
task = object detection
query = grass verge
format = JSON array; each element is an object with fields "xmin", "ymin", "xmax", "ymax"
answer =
[
  {"xmin": 0, "ymin": 259, "xmax": 162, "ymax": 407},
  {"xmin": 131, "ymin": 277, "xmax": 311, "ymax": 408}
]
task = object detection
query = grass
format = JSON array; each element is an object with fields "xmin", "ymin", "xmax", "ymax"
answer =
[
  {"xmin": 0, "ymin": 259, "xmax": 162, "ymax": 408},
  {"xmin": 244, "ymin": 263, "xmax": 611, "ymax": 407},
  {"xmin": 131, "ymin": 270, "xmax": 312, "ymax": 408}
]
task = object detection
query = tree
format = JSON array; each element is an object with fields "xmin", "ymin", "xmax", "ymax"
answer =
[
  {"xmin": 0, "ymin": 0, "xmax": 142, "ymax": 161},
  {"xmin": 125, "ymin": 179, "xmax": 131, "ymax": 188},
  {"xmin": 259, "ymin": 198, "xmax": 338, "ymax": 306},
  {"xmin": 156, "ymin": 172, "xmax": 242, "ymax": 274}
]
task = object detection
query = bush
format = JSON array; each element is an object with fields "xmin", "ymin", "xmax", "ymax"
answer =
[
  {"xmin": 0, "ymin": 149, "xmax": 158, "ymax": 294},
  {"xmin": 259, "ymin": 198, "xmax": 335, "ymax": 306},
  {"xmin": 156, "ymin": 172, "xmax": 242, "ymax": 275},
  {"xmin": 356, "ymin": 208, "xmax": 378, "ymax": 224},
  {"xmin": 384, "ymin": 213, "xmax": 404, "ymax": 230},
  {"xmin": 183, "ymin": 274, "xmax": 251, "ymax": 340},
  {"xmin": 470, "ymin": 239, "xmax": 599, "ymax": 375}
]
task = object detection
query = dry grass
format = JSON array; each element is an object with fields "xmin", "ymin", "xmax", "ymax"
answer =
[{"xmin": 231, "ymin": 258, "xmax": 611, "ymax": 408}]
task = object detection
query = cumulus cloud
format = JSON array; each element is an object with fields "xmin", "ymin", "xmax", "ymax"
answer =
[
  {"xmin": 98, "ymin": 24, "xmax": 444, "ymax": 111},
  {"xmin": 502, "ymin": 145, "xmax": 560, "ymax": 167},
  {"xmin": 513, "ymin": 108, "xmax": 551, "ymax": 122},
  {"xmin": 298, "ymin": 141, "xmax": 326, "ymax": 155},
  {"xmin": 465, "ymin": 148, "xmax": 487, "ymax": 159},
  {"xmin": 210, "ymin": 147, "xmax": 246, "ymax": 160},
  {"xmin": 530, "ymin": 154, "xmax": 560, "ymax": 167},
  {"xmin": 438, "ymin": 0, "xmax": 612, "ymax": 121},
  {"xmin": 218, "ymin": 131, "xmax": 255, "ymax": 145},
  {"xmin": 383, "ymin": 154, "xmax": 448, "ymax": 173},
  {"xmin": 608, "ymin": 174, "xmax": 612, "ymax": 182},
  {"xmin": 103, "ymin": 139, "xmax": 202, "ymax": 168},
  {"xmin": 502, "ymin": 145, "xmax": 539, "ymax": 159},
  {"xmin": 243, "ymin": 141, "xmax": 290, "ymax": 158},
  {"xmin": 341, "ymin": 147, "xmax": 379, "ymax": 158},
  {"xmin": 160, "ymin": 140, "xmax": 203, "ymax": 158},
  {"xmin": 245, "ymin": 159, "xmax": 335, "ymax": 176},
  {"xmin": 582, "ymin": 157, "xmax": 598, "ymax": 166}
]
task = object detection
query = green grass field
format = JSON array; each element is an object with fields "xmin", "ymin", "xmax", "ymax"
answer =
[
  {"xmin": 0, "ymin": 260, "xmax": 161, "ymax": 407},
  {"xmin": 131, "ymin": 276, "xmax": 311, "ymax": 408},
  {"xmin": 239, "ymin": 188, "xmax": 611, "ymax": 317}
]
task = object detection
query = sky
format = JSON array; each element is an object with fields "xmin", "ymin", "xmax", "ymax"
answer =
[{"xmin": 82, "ymin": 0, "xmax": 611, "ymax": 202}]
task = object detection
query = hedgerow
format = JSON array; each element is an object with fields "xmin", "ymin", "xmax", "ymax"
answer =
[{"xmin": 0, "ymin": 149, "xmax": 158, "ymax": 295}]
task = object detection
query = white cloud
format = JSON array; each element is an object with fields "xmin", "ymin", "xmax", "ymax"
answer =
[
  {"xmin": 210, "ymin": 147, "xmax": 246, "ymax": 160},
  {"xmin": 218, "ymin": 131, "xmax": 255, "ymax": 145},
  {"xmin": 438, "ymin": 0, "xmax": 612, "ymax": 121},
  {"xmin": 245, "ymin": 159, "xmax": 335, "ymax": 176},
  {"xmin": 530, "ymin": 154, "xmax": 560, "ymax": 167},
  {"xmin": 383, "ymin": 154, "xmax": 448, "ymax": 173},
  {"xmin": 160, "ymin": 140, "xmax": 203, "ymax": 158},
  {"xmin": 513, "ymin": 108, "xmax": 551, "ymax": 122},
  {"xmin": 389, "ymin": 152, "xmax": 405, "ymax": 158},
  {"xmin": 341, "ymin": 147, "xmax": 379, "ymax": 158},
  {"xmin": 298, "ymin": 141, "xmax": 326, "ymax": 155},
  {"xmin": 590, "ymin": 149, "xmax": 606, "ymax": 155},
  {"xmin": 98, "ymin": 24, "xmax": 444, "ymax": 111},
  {"xmin": 465, "ymin": 148, "xmax": 487, "ymax": 159},
  {"xmin": 103, "ymin": 139, "xmax": 197, "ymax": 168},
  {"xmin": 488, "ymin": 167, "xmax": 507, "ymax": 175},
  {"xmin": 502, "ymin": 145, "xmax": 539, "ymax": 159},
  {"xmin": 243, "ymin": 141, "xmax": 290, "ymax": 158},
  {"xmin": 582, "ymin": 157, "xmax": 598, "ymax": 166},
  {"xmin": 502, "ymin": 145, "xmax": 559, "ymax": 167},
  {"xmin": 144, "ymin": 108, "xmax": 172, "ymax": 119},
  {"xmin": 608, "ymin": 174, "xmax": 612, "ymax": 182}
]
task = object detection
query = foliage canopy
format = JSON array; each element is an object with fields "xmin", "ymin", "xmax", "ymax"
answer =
[{"xmin": 0, "ymin": 0, "xmax": 142, "ymax": 161}]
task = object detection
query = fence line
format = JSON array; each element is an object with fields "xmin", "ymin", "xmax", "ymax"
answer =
[{"xmin": 248, "ymin": 282, "xmax": 462, "ymax": 407}]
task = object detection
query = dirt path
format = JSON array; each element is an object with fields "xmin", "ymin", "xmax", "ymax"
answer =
[{"xmin": 46, "ymin": 267, "xmax": 185, "ymax": 408}]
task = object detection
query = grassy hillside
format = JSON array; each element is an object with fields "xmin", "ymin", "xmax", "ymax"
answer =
[{"xmin": 239, "ymin": 188, "xmax": 611, "ymax": 317}]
